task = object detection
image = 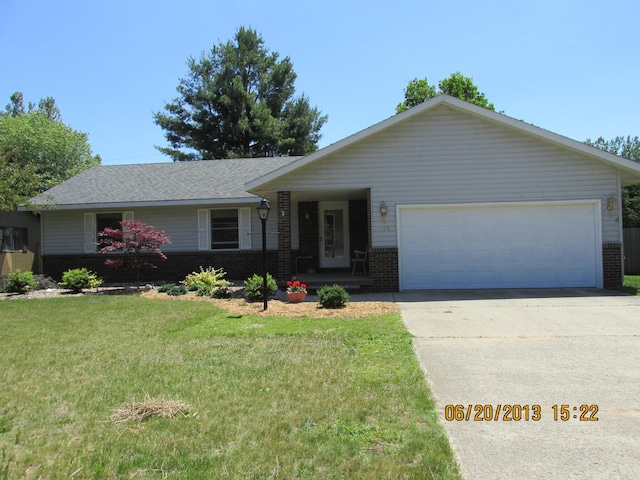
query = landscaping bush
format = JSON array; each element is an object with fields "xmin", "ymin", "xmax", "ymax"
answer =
[
  {"xmin": 60, "ymin": 268, "xmax": 102, "ymax": 293},
  {"xmin": 318, "ymin": 284, "xmax": 349, "ymax": 309},
  {"xmin": 33, "ymin": 274, "xmax": 58, "ymax": 290},
  {"xmin": 166, "ymin": 284, "xmax": 187, "ymax": 296},
  {"xmin": 157, "ymin": 283, "xmax": 175, "ymax": 293},
  {"xmin": 157, "ymin": 283, "xmax": 187, "ymax": 296},
  {"xmin": 211, "ymin": 286, "xmax": 232, "ymax": 299},
  {"xmin": 244, "ymin": 273, "xmax": 277, "ymax": 302},
  {"xmin": 1, "ymin": 274, "xmax": 58, "ymax": 293},
  {"xmin": 6, "ymin": 270, "xmax": 38, "ymax": 294},
  {"xmin": 182, "ymin": 266, "xmax": 230, "ymax": 297}
]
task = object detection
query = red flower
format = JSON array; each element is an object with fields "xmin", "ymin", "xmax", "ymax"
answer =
[{"xmin": 286, "ymin": 279, "xmax": 307, "ymax": 292}]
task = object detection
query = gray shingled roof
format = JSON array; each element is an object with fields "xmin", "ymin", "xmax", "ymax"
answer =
[{"xmin": 29, "ymin": 157, "xmax": 301, "ymax": 208}]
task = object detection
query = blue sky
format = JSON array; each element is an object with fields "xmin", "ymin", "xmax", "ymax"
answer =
[{"xmin": 1, "ymin": 0, "xmax": 638, "ymax": 165}]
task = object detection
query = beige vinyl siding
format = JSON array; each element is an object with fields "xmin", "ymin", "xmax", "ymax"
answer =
[
  {"xmin": 42, "ymin": 204, "xmax": 276, "ymax": 255},
  {"xmin": 261, "ymin": 105, "xmax": 621, "ymax": 246}
]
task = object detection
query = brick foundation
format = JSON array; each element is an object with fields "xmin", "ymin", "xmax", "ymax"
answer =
[
  {"xmin": 602, "ymin": 243, "xmax": 622, "ymax": 289},
  {"xmin": 43, "ymin": 251, "xmax": 278, "ymax": 284},
  {"xmin": 369, "ymin": 247, "xmax": 399, "ymax": 292}
]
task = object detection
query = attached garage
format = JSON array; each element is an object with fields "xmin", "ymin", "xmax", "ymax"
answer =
[
  {"xmin": 244, "ymin": 95, "xmax": 640, "ymax": 291},
  {"xmin": 398, "ymin": 201, "xmax": 603, "ymax": 290}
]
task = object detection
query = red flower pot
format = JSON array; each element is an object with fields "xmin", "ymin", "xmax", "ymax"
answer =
[{"xmin": 286, "ymin": 291, "xmax": 307, "ymax": 303}]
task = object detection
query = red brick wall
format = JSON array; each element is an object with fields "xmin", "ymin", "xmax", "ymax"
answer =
[
  {"xmin": 369, "ymin": 247, "xmax": 398, "ymax": 292},
  {"xmin": 43, "ymin": 251, "xmax": 278, "ymax": 284},
  {"xmin": 603, "ymin": 243, "xmax": 622, "ymax": 289}
]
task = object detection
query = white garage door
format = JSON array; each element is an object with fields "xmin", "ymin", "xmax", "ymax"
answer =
[{"xmin": 398, "ymin": 202, "xmax": 602, "ymax": 290}]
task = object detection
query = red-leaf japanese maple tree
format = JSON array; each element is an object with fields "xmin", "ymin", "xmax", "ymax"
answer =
[{"xmin": 98, "ymin": 220, "xmax": 171, "ymax": 284}]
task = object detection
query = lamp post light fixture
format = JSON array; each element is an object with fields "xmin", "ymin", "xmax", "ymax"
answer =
[
  {"xmin": 380, "ymin": 201, "xmax": 388, "ymax": 222},
  {"xmin": 256, "ymin": 198, "xmax": 271, "ymax": 310}
]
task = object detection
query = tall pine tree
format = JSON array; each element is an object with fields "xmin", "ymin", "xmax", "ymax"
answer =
[{"xmin": 154, "ymin": 27, "xmax": 327, "ymax": 161}]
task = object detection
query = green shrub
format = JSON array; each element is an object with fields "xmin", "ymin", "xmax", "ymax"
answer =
[
  {"xmin": 166, "ymin": 284, "xmax": 187, "ymax": 296},
  {"xmin": 194, "ymin": 284, "xmax": 210, "ymax": 296},
  {"xmin": 182, "ymin": 266, "xmax": 231, "ymax": 297},
  {"xmin": 211, "ymin": 286, "xmax": 232, "ymax": 299},
  {"xmin": 157, "ymin": 283, "xmax": 186, "ymax": 296},
  {"xmin": 157, "ymin": 283, "xmax": 175, "ymax": 293},
  {"xmin": 0, "ymin": 274, "xmax": 57, "ymax": 293},
  {"xmin": 244, "ymin": 273, "xmax": 277, "ymax": 302},
  {"xmin": 317, "ymin": 284, "xmax": 349, "ymax": 309},
  {"xmin": 60, "ymin": 268, "xmax": 103, "ymax": 293},
  {"xmin": 6, "ymin": 270, "xmax": 38, "ymax": 294}
]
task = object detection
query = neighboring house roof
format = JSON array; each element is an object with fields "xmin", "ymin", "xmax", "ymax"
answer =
[
  {"xmin": 246, "ymin": 94, "xmax": 640, "ymax": 191},
  {"xmin": 26, "ymin": 157, "xmax": 301, "ymax": 210}
]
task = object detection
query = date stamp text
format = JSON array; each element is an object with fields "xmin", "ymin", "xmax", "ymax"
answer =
[{"xmin": 444, "ymin": 404, "xmax": 599, "ymax": 422}]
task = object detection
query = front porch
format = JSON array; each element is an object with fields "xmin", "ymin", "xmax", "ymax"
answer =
[{"xmin": 273, "ymin": 190, "xmax": 399, "ymax": 292}]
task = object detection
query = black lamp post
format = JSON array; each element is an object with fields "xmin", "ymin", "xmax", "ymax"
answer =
[{"xmin": 256, "ymin": 197, "xmax": 271, "ymax": 310}]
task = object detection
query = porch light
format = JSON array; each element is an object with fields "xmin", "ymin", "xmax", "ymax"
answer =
[
  {"xmin": 256, "ymin": 198, "xmax": 271, "ymax": 310},
  {"xmin": 380, "ymin": 202, "xmax": 388, "ymax": 221},
  {"xmin": 607, "ymin": 195, "xmax": 616, "ymax": 212},
  {"xmin": 257, "ymin": 197, "xmax": 271, "ymax": 221}
]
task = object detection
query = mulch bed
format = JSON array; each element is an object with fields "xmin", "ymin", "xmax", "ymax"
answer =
[{"xmin": 139, "ymin": 289, "xmax": 398, "ymax": 318}]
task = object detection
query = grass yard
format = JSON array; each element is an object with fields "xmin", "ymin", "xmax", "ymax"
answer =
[
  {"xmin": 0, "ymin": 296, "xmax": 460, "ymax": 479},
  {"xmin": 622, "ymin": 275, "xmax": 640, "ymax": 295}
]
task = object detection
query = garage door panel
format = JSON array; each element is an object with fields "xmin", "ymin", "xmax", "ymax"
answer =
[{"xmin": 399, "ymin": 202, "xmax": 601, "ymax": 290}]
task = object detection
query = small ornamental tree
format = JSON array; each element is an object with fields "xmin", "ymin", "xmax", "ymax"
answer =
[{"xmin": 98, "ymin": 220, "xmax": 171, "ymax": 284}]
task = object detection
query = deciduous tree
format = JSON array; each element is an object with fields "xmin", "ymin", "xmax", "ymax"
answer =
[
  {"xmin": 0, "ymin": 92, "xmax": 100, "ymax": 211},
  {"xmin": 586, "ymin": 136, "xmax": 640, "ymax": 227},
  {"xmin": 98, "ymin": 220, "xmax": 171, "ymax": 284},
  {"xmin": 396, "ymin": 72, "xmax": 495, "ymax": 113},
  {"xmin": 154, "ymin": 27, "xmax": 327, "ymax": 161}
]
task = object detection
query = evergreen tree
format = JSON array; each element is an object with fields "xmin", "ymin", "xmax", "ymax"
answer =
[{"xmin": 154, "ymin": 27, "xmax": 327, "ymax": 161}]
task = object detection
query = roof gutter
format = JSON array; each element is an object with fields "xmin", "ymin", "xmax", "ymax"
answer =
[{"xmin": 17, "ymin": 196, "xmax": 262, "ymax": 212}]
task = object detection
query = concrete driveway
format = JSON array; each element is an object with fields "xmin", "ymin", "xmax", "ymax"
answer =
[{"xmin": 394, "ymin": 288, "xmax": 640, "ymax": 480}]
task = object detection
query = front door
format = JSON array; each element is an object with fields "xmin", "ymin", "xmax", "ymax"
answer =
[{"xmin": 319, "ymin": 201, "xmax": 350, "ymax": 268}]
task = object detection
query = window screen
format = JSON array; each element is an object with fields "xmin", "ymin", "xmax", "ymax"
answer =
[
  {"xmin": 1, "ymin": 227, "xmax": 27, "ymax": 252},
  {"xmin": 211, "ymin": 209, "xmax": 239, "ymax": 249}
]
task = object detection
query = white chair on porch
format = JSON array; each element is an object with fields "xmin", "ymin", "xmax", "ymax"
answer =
[{"xmin": 351, "ymin": 249, "xmax": 368, "ymax": 275}]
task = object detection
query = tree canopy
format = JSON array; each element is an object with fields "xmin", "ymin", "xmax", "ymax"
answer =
[
  {"xmin": 586, "ymin": 135, "xmax": 640, "ymax": 227},
  {"xmin": 0, "ymin": 92, "xmax": 100, "ymax": 211},
  {"xmin": 396, "ymin": 72, "xmax": 495, "ymax": 113},
  {"xmin": 154, "ymin": 27, "xmax": 327, "ymax": 161}
]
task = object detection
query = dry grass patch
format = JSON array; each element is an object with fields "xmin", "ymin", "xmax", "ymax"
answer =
[{"xmin": 111, "ymin": 396, "xmax": 193, "ymax": 423}]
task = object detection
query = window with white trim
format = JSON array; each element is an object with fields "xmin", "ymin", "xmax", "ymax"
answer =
[
  {"xmin": 211, "ymin": 209, "xmax": 239, "ymax": 249},
  {"xmin": 83, "ymin": 211, "xmax": 134, "ymax": 253},
  {"xmin": 1, "ymin": 227, "xmax": 27, "ymax": 252},
  {"xmin": 198, "ymin": 207, "xmax": 251, "ymax": 251}
]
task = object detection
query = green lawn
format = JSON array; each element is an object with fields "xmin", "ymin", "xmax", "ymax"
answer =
[
  {"xmin": 0, "ymin": 296, "xmax": 460, "ymax": 479},
  {"xmin": 622, "ymin": 275, "xmax": 640, "ymax": 295}
]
